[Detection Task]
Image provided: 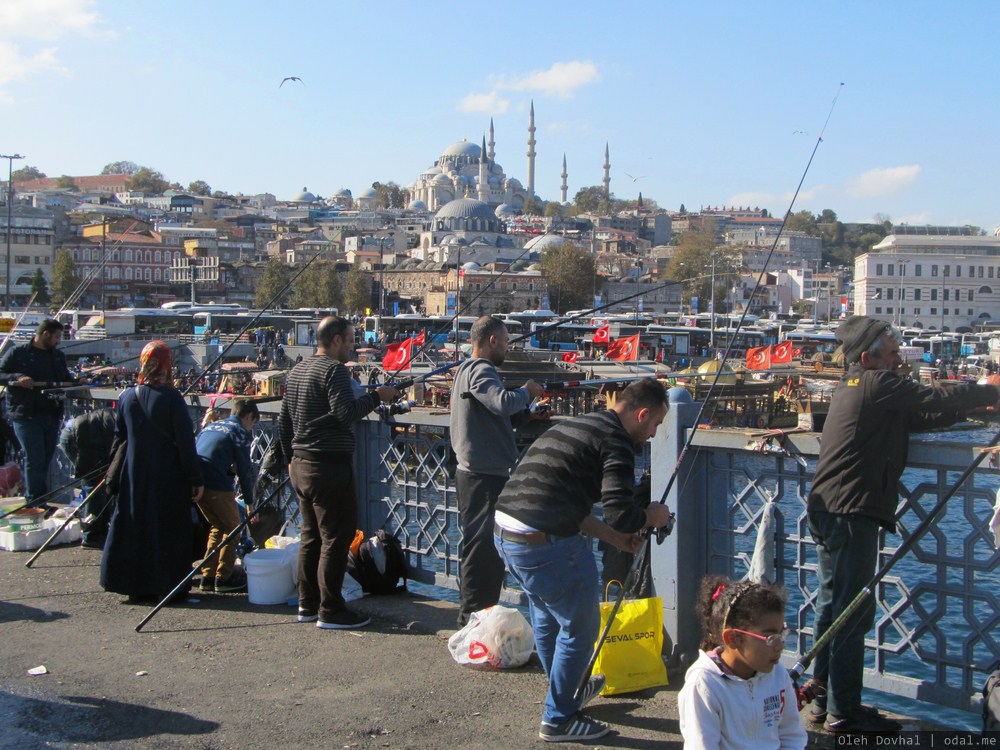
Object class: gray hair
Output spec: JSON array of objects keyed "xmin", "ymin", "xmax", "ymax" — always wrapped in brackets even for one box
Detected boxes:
[{"xmin": 864, "ymin": 325, "xmax": 903, "ymax": 361}]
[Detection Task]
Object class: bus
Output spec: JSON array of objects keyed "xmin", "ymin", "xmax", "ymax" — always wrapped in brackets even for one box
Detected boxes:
[
  {"xmin": 527, "ymin": 322, "xmax": 596, "ymax": 351},
  {"xmin": 782, "ymin": 329, "xmax": 838, "ymax": 360},
  {"xmin": 362, "ymin": 315, "xmax": 476, "ymax": 347},
  {"xmin": 646, "ymin": 325, "xmax": 771, "ymax": 362}
]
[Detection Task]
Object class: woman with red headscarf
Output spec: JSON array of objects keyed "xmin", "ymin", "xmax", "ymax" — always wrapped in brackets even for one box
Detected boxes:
[{"xmin": 100, "ymin": 341, "xmax": 205, "ymax": 602}]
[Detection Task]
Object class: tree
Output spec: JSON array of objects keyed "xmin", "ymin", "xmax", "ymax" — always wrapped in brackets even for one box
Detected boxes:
[
  {"xmin": 372, "ymin": 181, "xmax": 405, "ymax": 209},
  {"xmin": 54, "ymin": 175, "xmax": 77, "ymax": 190},
  {"xmin": 343, "ymin": 264, "xmax": 371, "ymax": 313},
  {"xmin": 290, "ymin": 261, "xmax": 342, "ymax": 309},
  {"xmin": 11, "ymin": 166, "xmax": 45, "ymax": 182},
  {"xmin": 665, "ymin": 221, "xmax": 740, "ymax": 310},
  {"xmin": 30, "ymin": 269, "xmax": 50, "ymax": 306},
  {"xmin": 129, "ymin": 167, "xmax": 169, "ymax": 194},
  {"xmin": 818, "ymin": 208, "xmax": 838, "ymax": 223},
  {"xmin": 101, "ymin": 161, "xmax": 141, "ymax": 176},
  {"xmin": 254, "ymin": 258, "xmax": 290, "ymax": 308},
  {"xmin": 50, "ymin": 250, "xmax": 79, "ymax": 306},
  {"xmin": 540, "ymin": 243, "xmax": 596, "ymax": 313},
  {"xmin": 522, "ymin": 197, "xmax": 542, "ymax": 216},
  {"xmin": 785, "ymin": 210, "xmax": 819, "ymax": 236},
  {"xmin": 572, "ymin": 186, "xmax": 609, "ymax": 214},
  {"xmin": 544, "ymin": 202, "xmax": 564, "ymax": 219},
  {"xmin": 187, "ymin": 180, "xmax": 212, "ymax": 196}
]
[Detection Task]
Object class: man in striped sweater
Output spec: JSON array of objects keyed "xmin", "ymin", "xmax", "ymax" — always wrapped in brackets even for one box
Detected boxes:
[
  {"xmin": 279, "ymin": 316, "xmax": 401, "ymax": 630},
  {"xmin": 494, "ymin": 378, "xmax": 674, "ymax": 743}
]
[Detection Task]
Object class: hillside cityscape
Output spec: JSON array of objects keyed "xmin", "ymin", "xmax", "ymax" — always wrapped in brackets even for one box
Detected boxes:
[{"xmin": 2, "ymin": 112, "xmax": 999, "ymax": 334}]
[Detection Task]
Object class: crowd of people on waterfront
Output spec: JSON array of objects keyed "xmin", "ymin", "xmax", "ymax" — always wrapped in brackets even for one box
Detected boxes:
[{"xmin": 2, "ymin": 313, "xmax": 999, "ymax": 745}]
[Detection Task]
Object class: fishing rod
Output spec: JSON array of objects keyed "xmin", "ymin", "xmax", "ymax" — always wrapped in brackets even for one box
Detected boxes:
[
  {"xmin": 576, "ymin": 83, "xmax": 845, "ymax": 698},
  {"xmin": 0, "ymin": 464, "xmax": 109, "ymax": 520},
  {"xmin": 181, "ymin": 250, "xmax": 328, "ymax": 397},
  {"xmin": 24, "ymin": 480, "xmax": 108, "ymax": 568},
  {"xmin": 57, "ymin": 218, "xmax": 143, "ymax": 315},
  {"xmin": 135, "ymin": 476, "xmax": 292, "ymax": 632},
  {"xmin": 789, "ymin": 428, "xmax": 1000, "ymax": 682}
]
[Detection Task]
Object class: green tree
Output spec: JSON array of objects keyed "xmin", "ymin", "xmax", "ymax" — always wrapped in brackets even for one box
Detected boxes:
[
  {"xmin": 372, "ymin": 181, "xmax": 405, "ymax": 209},
  {"xmin": 290, "ymin": 261, "xmax": 342, "ymax": 309},
  {"xmin": 540, "ymin": 243, "xmax": 596, "ymax": 313},
  {"xmin": 254, "ymin": 258, "xmax": 290, "ymax": 308},
  {"xmin": 50, "ymin": 250, "xmax": 79, "ymax": 306},
  {"xmin": 343, "ymin": 263, "xmax": 371, "ymax": 313},
  {"xmin": 54, "ymin": 175, "xmax": 77, "ymax": 190},
  {"xmin": 522, "ymin": 197, "xmax": 542, "ymax": 216},
  {"xmin": 572, "ymin": 186, "xmax": 609, "ymax": 214},
  {"xmin": 11, "ymin": 166, "xmax": 45, "ymax": 182},
  {"xmin": 101, "ymin": 161, "xmax": 141, "ymax": 176},
  {"xmin": 30, "ymin": 269, "xmax": 50, "ymax": 306},
  {"xmin": 544, "ymin": 202, "xmax": 564, "ymax": 219},
  {"xmin": 665, "ymin": 221, "xmax": 740, "ymax": 310},
  {"xmin": 785, "ymin": 210, "xmax": 819, "ymax": 236},
  {"xmin": 187, "ymin": 180, "xmax": 212, "ymax": 196},
  {"xmin": 129, "ymin": 167, "xmax": 169, "ymax": 194},
  {"xmin": 818, "ymin": 208, "xmax": 838, "ymax": 223}
]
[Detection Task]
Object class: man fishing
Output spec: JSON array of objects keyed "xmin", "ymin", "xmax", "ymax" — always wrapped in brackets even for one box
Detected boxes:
[{"xmin": 806, "ymin": 316, "xmax": 1000, "ymax": 734}]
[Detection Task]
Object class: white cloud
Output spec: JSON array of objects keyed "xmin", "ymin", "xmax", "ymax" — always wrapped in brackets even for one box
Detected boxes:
[
  {"xmin": 546, "ymin": 121, "xmax": 569, "ymax": 134},
  {"xmin": 846, "ymin": 165, "xmax": 920, "ymax": 198},
  {"xmin": 727, "ymin": 185, "xmax": 823, "ymax": 212},
  {"xmin": 0, "ymin": 0, "xmax": 105, "ymax": 88},
  {"xmin": 496, "ymin": 61, "xmax": 600, "ymax": 99},
  {"xmin": 457, "ymin": 91, "xmax": 510, "ymax": 115}
]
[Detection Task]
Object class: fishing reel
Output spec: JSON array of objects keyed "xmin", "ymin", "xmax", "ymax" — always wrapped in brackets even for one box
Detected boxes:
[
  {"xmin": 377, "ymin": 399, "xmax": 416, "ymax": 421},
  {"xmin": 655, "ymin": 512, "xmax": 676, "ymax": 544}
]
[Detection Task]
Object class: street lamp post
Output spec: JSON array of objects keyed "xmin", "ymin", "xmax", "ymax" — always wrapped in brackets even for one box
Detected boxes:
[
  {"xmin": 1, "ymin": 153, "xmax": 25, "ymax": 311},
  {"xmin": 940, "ymin": 261, "xmax": 947, "ymax": 332},
  {"xmin": 709, "ymin": 253, "xmax": 717, "ymax": 349},
  {"xmin": 896, "ymin": 259, "xmax": 909, "ymax": 328}
]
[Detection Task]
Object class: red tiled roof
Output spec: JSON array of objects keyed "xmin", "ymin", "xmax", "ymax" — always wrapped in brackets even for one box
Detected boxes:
[{"xmin": 13, "ymin": 175, "xmax": 132, "ymax": 192}]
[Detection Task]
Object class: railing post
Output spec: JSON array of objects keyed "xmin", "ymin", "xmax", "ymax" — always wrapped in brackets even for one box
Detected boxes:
[{"xmin": 649, "ymin": 390, "xmax": 706, "ymax": 666}]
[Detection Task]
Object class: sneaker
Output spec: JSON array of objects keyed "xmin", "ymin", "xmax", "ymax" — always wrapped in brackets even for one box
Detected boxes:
[
  {"xmin": 297, "ymin": 609, "xmax": 319, "ymax": 623},
  {"xmin": 198, "ymin": 576, "xmax": 216, "ymax": 592},
  {"xmin": 825, "ymin": 708, "xmax": 902, "ymax": 734},
  {"xmin": 578, "ymin": 674, "xmax": 606, "ymax": 709},
  {"xmin": 539, "ymin": 714, "xmax": 611, "ymax": 743},
  {"xmin": 316, "ymin": 609, "xmax": 371, "ymax": 630},
  {"xmin": 214, "ymin": 570, "xmax": 247, "ymax": 593}
]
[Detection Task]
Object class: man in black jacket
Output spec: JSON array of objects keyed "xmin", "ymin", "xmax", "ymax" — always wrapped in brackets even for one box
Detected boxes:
[
  {"xmin": 0, "ymin": 320, "xmax": 78, "ymax": 503},
  {"xmin": 806, "ymin": 316, "xmax": 1000, "ymax": 734},
  {"xmin": 59, "ymin": 407, "xmax": 116, "ymax": 548}
]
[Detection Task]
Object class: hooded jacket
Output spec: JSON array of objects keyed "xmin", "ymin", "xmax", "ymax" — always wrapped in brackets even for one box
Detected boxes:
[
  {"xmin": 678, "ymin": 649, "xmax": 807, "ymax": 750},
  {"xmin": 807, "ymin": 364, "xmax": 997, "ymax": 530}
]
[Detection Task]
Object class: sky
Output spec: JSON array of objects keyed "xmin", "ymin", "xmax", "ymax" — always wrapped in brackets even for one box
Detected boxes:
[{"xmin": 1, "ymin": 0, "xmax": 998, "ymax": 232}]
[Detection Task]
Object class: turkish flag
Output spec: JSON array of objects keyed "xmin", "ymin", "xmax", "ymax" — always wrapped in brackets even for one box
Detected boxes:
[
  {"xmin": 746, "ymin": 345, "xmax": 771, "ymax": 371},
  {"xmin": 771, "ymin": 341, "xmax": 793, "ymax": 364},
  {"xmin": 561, "ymin": 351, "xmax": 578, "ymax": 364},
  {"xmin": 382, "ymin": 337, "xmax": 413, "ymax": 371},
  {"xmin": 413, "ymin": 330, "xmax": 426, "ymax": 347},
  {"xmin": 593, "ymin": 325, "xmax": 610, "ymax": 344},
  {"xmin": 607, "ymin": 334, "xmax": 640, "ymax": 361}
]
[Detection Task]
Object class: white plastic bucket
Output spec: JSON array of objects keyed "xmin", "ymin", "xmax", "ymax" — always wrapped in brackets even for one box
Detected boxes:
[{"xmin": 243, "ymin": 548, "xmax": 295, "ymax": 605}]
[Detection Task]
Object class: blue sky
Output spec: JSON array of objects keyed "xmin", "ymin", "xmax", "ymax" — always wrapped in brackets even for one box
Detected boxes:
[{"xmin": 2, "ymin": 0, "xmax": 998, "ymax": 231}]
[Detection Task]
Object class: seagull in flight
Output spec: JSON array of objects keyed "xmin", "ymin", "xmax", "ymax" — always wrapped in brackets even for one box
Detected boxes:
[
  {"xmin": 792, "ymin": 129, "xmax": 808, "ymax": 135},
  {"xmin": 280, "ymin": 76, "xmax": 303, "ymax": 87},
  {"xmin": 624, "ymin": 172, "xmax": 646, "ymax": 182}
]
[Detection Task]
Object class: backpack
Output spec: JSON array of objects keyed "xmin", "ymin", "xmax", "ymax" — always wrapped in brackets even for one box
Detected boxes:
[
  {"xmin": 984, "ymin": 664, "xmax": 1000, "ymax": 733},
  {"xmin": 348, "ymin": 529, "xmax": 408, "ymax": 594}
]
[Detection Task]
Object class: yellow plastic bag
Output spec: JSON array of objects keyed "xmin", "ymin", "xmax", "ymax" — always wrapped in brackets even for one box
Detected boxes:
[{"xmin": 592, "ymin": 581, "xmax": 668, "ymax": 695}]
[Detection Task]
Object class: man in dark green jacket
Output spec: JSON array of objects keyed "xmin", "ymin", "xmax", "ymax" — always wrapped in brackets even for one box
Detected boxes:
[{"xmin": 806, "ymin": 316, "xmax": 1000, "ymax": 734}]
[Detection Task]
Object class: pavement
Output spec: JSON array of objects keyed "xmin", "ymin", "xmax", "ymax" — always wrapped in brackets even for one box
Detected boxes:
[{"xmin": 1, "ymin": 543, "xmax": 919, "ymax": 749}]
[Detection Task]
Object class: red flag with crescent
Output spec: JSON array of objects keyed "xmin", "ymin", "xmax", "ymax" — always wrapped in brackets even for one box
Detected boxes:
[
  {"xmin": 382, "ymin": 337, "xmax": 414, "ymax": 371},
  {"xmin": 746, "ymin": 345, "xmax": 771, "ymax": 371},
  {"xmin": 593, "ymin": 325, "xmax": 610, "ymax": 344},
  {"xmin": 561, "ymin": 351, "xmax": 578, "ymax": 364},
  {"xmin": 771, "ymin": 341, "xmax": 792, "ymax": 364},
  {"xmin": 413, "ymin": 330, "xmax": 426, "ymax": 347},
  {"xmin": 607, "ymin": 334, "xmax": 640, "ymax": 361}
]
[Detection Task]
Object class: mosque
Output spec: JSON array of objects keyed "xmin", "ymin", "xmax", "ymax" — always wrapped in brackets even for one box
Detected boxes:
[{"xmin": 407, "ymin": 102, "xmax": 611, "ymax": 214}]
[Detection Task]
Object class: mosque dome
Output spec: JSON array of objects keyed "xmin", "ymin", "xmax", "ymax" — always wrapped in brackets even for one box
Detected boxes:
[
  {"xmin": 523, "ymin": 233, "xmax": 566, "ymax": 253},
  {"xmin": 433, "ymin": 173, "xmax": 452, "ymax": 186},
  {"xmin": 461, "ymin": 261, "xmax": 481, "ymax": 272},
  {"xmin": 293, "ymin": 187, "xmax": 317, "ymax": 203},
  {"xmin": 357, "ymin": 187, "xmax": 378, "ymax": 199},
  {"xmin": 495, "ymin": 203, "xmax": 516, "ymax": 217},
  {"xmin": 407, "ymin": 199, "xmax": 428, "ymax": 211},
  {"xmin": 441, "ymin": 140, "xmax": 481, "ymax": 159},
  {"xmin": 335, "ymin": 188, "xmax": 352, "ymax": 197},
  {"xmin": 435, "ymin": 198, "xmax": 496, "ymax": 222}
]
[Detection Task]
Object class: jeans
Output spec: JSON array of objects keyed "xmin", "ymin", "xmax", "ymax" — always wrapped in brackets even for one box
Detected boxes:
[
  {"xmin": 807, "ymin": 510, "xmax": 880, "ymax": 718},
  {"xmin": 290, "ymin": 457, "xmax": 357, "ymax": 620},
  {"xmin": 456, "ymin": 470, "xmax": 508, "ymax": 625},
  {"xmin": 12, "ymin": 414, "xmax": 60, "ymax": 502},
  {"xmin": 495, "ymin": 532, "xmax": 600, "ymax": 725}
]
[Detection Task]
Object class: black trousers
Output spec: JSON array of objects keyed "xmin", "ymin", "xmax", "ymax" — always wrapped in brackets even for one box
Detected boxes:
[{"xmin": 456, "ymin": 470, "xmax": 508, "ymax": 625}]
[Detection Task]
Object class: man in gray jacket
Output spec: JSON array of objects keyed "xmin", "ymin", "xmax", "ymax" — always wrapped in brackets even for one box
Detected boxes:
[{"xmin": 450, "ymin": 316, "xmax": 544, "ymax": 625}]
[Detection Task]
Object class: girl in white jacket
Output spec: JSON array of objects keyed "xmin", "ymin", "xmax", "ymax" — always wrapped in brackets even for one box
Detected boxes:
[{"xmin": 678, "ymin": 577, "xmax": 807, "ymax": 749}]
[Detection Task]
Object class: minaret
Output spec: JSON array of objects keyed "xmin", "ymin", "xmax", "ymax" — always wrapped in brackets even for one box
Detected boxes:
[
  {"xmin": 560, "ymin": 153, "xmax": 568, "ymax": 204},
  {"xmin": 478, "ymin": 135, "xmax": 489, "ymax": 202},
  {"xmin": 526, "ymin": 100, "xmax": 537, "ymax": 197},
  {"xmin": 488, "ymin": 118, "xmax": 496, "ymax": 161},
  {"xmin": 602, "ymin": 142, "xmax": 611, "ymax": 199}
]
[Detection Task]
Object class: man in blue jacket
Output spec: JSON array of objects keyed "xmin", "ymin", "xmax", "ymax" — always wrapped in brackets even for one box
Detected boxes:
[
  {"xmin": 0, "ymin": 319, "xmax": 78, "ymax": 503},
  {"xmin": 195, "ymin": 398, "xmax": 259, "ymax": 593}
]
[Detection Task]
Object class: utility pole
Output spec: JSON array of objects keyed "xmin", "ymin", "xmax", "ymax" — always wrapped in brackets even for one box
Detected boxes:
[
  {"xmin": 1, "ymin": 153, "xmax": 25, "ymax": 311},
  {"xmin": 709, "ymin": 253, "xmax": 717, "ymax": 350}
]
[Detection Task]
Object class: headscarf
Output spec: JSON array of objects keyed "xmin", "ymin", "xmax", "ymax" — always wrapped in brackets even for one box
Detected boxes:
[{"xmin": 138, "ymin": 340, "xmax": 173, "ymax": 386}]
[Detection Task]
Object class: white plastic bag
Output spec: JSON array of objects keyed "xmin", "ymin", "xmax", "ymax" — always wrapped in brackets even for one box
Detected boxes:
[{"xmin": 448, "ymin": 605, "xmax": 534, "ymax": 670}]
